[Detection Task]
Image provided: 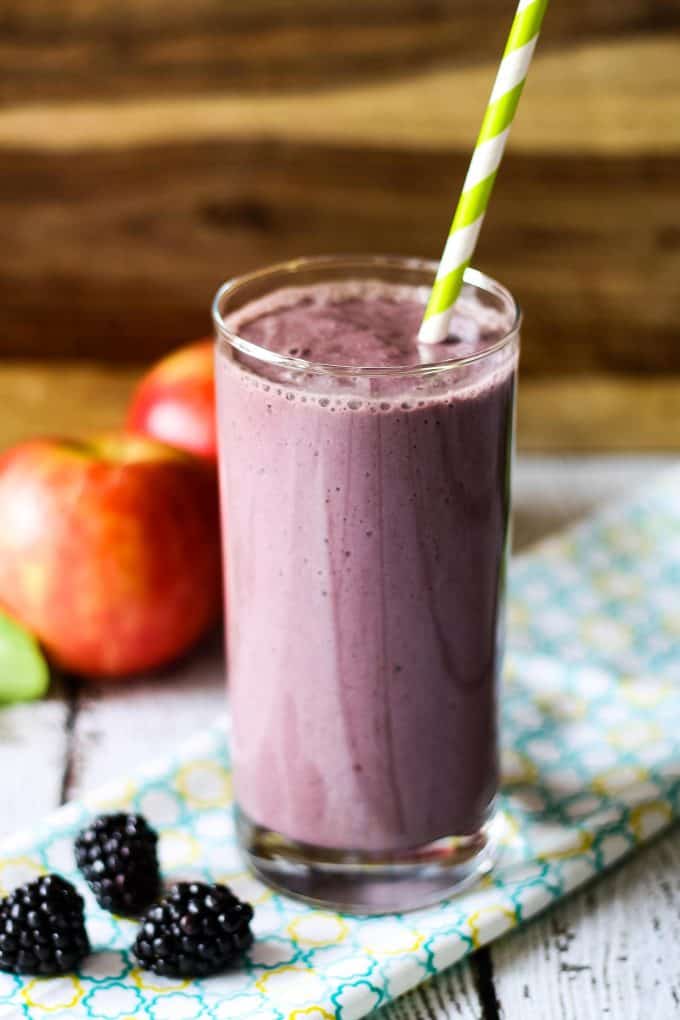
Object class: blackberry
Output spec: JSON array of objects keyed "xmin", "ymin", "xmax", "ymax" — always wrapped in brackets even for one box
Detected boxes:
[
  {"xmin": 133, "ymin": 882, "xmax": 253, "ymax": 977},
  {"xmin": 0, "ymin": 874, "xmax": 89, "ymax": 976},
  {"xmin": 75, "ymin": 813, "xmax": 160, "ymax": 916}
]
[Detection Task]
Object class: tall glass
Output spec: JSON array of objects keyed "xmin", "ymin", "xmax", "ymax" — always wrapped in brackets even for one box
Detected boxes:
[{"xmin": 213, "ymin": 256, "xmax": 520, "ymax": 913}]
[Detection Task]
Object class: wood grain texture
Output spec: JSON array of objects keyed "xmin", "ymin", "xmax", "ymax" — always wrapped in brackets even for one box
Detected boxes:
[
  {"xmin": 2, "ymin": 141, "xmax": 679, "ymax": 370},
  {"xmin": 517, "ymin": 379, "xmax": 680, "ymax": 451},
  {"xmin": 378, "ymin": 964, "xmax": 484, "ymax": 1019},
  {"xmin": 1, "ymin": 365, "xmax": 679, "ymax": 452},
  {"xmin": 2, "ymin": 0, "xmax": 676, "ymax": 103},
  {"xmin": 68, "ymin": 636, "xmax": 225, "ymax": 797},
  {"xmin": 0, "ymin": 693, "xmax": 70, "ymax": 839},
  {"xmin": 492, "ymin": 832, "xmax": 680, "ymax": 1019},
  {"xmin": 0, "ymin": 363, "xmax": 138, "ymax": 451},
  {"xmin": 3, "ymin": 37, "xmax": 679, "ymax": 155},
  {"xmin": 1, "ymin": 1, "xmax": 678, "ymax": 374}
]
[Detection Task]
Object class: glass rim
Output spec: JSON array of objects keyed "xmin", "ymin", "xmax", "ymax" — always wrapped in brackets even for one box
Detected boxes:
[{"xmin": 212, "ymin": 254, "xmax": 521, "ymax": 379}]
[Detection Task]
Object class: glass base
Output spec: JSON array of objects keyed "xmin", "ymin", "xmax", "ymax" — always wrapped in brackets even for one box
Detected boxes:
[{"xmin": 236, "ymin": 806, "xmax": 500, "ymax": 914}]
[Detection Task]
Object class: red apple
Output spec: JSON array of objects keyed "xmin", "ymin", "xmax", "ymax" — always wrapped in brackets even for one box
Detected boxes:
[
  {"xmin": 0, "ymin": 434, "xmax": 222, "ymax": 679},
  {"xmin": 126, "ymin": 340, "xmax": 216, "ymax": 462}
]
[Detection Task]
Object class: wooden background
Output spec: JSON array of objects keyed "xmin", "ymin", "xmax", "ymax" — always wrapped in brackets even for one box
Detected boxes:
[{"xmin": 1, "ymin": 0, "xmax": 680, "ymax": 447}]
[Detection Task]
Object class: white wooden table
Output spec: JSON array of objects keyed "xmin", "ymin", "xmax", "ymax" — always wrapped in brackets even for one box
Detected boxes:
[{"xmin": 2, "ymin": 455, "xmax": 679, "ymax": 1019}]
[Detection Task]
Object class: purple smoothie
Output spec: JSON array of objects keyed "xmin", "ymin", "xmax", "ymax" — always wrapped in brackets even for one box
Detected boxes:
[{"xmin": 216, "ymin": 278, "xmax": 517, "ymax": 852}]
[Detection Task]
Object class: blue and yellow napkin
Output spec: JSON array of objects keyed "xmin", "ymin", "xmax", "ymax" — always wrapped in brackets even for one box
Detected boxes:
[{"xmin": 1, "ymin": 469, "xmax": 679, "ymax": 1019}]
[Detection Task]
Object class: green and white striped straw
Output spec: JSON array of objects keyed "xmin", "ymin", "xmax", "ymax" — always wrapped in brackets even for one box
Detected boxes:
[{"xmin": 418, "ymin": 0, "xmax": 549, "ymax": 345}]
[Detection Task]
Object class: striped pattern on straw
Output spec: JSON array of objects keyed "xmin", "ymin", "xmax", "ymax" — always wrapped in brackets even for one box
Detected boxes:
[{"xmin": 418, "ymin": 0, "xmax": 549, "ymax": 344}]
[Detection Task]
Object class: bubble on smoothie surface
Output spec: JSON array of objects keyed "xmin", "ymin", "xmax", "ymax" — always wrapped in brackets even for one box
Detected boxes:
[{"xmin": 225, "ymin": 280, "xmax": 508, "ymax": 370}]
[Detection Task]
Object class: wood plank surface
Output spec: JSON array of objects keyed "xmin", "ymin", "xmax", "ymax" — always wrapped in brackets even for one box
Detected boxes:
[
  {"xmin": 380, "ymin": 965, "xmax": 486, "ymax": 1019},
  {"xmin": 517, "ymin": 378, "xmax": 680, "ymax": 452},
  {"xmin": 0, "ymin": 693, "xmax": 70, "ymax": 851},
  {"xmin": 0, "ymin": 363, "xmax": 139, "ymax": 451},
  {"xmin": 1, "ymin": 2, "xmax": 678, "ymax": 374},
  {"xmin": 1, "ymin": 364, "xmax": 679, "ymax": 452},
  {"xmin": 69, "ymin": 637, "xmax": 225, "ymax": 795},
  {"xmin": 2, "ymin": 37, "xmax": 679, "ymax": 155},
  {"xmin": 2, "ymin": 140, "xmax": 679, "ymax": 368},
  {"xmin": 492, "ymin": 834, "xmax": 680, "ymax": 1019},
  {"xmin": 2, "ymin": 1, "xmax": 676, "ymax": 103}
]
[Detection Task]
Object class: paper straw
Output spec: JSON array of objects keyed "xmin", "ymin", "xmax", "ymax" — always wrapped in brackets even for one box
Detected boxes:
[{"xmin": 418, "ymin": 0, "xmax": 549, "ymax": 345}]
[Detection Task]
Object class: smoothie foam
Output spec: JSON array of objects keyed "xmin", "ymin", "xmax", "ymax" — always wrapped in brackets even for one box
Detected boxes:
[
  {"xmin": 226, "ymin": 279, "xmax": 507, "ymax": 368},
  {"xmin": 217, "ymin": 280, "xmax": 516, "ymax": 851}
]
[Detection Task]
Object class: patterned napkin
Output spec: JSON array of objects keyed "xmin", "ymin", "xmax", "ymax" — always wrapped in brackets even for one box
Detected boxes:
[{"xmin": 1, "ymin": 469, "xmax": 679, "ymax": 1019}]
